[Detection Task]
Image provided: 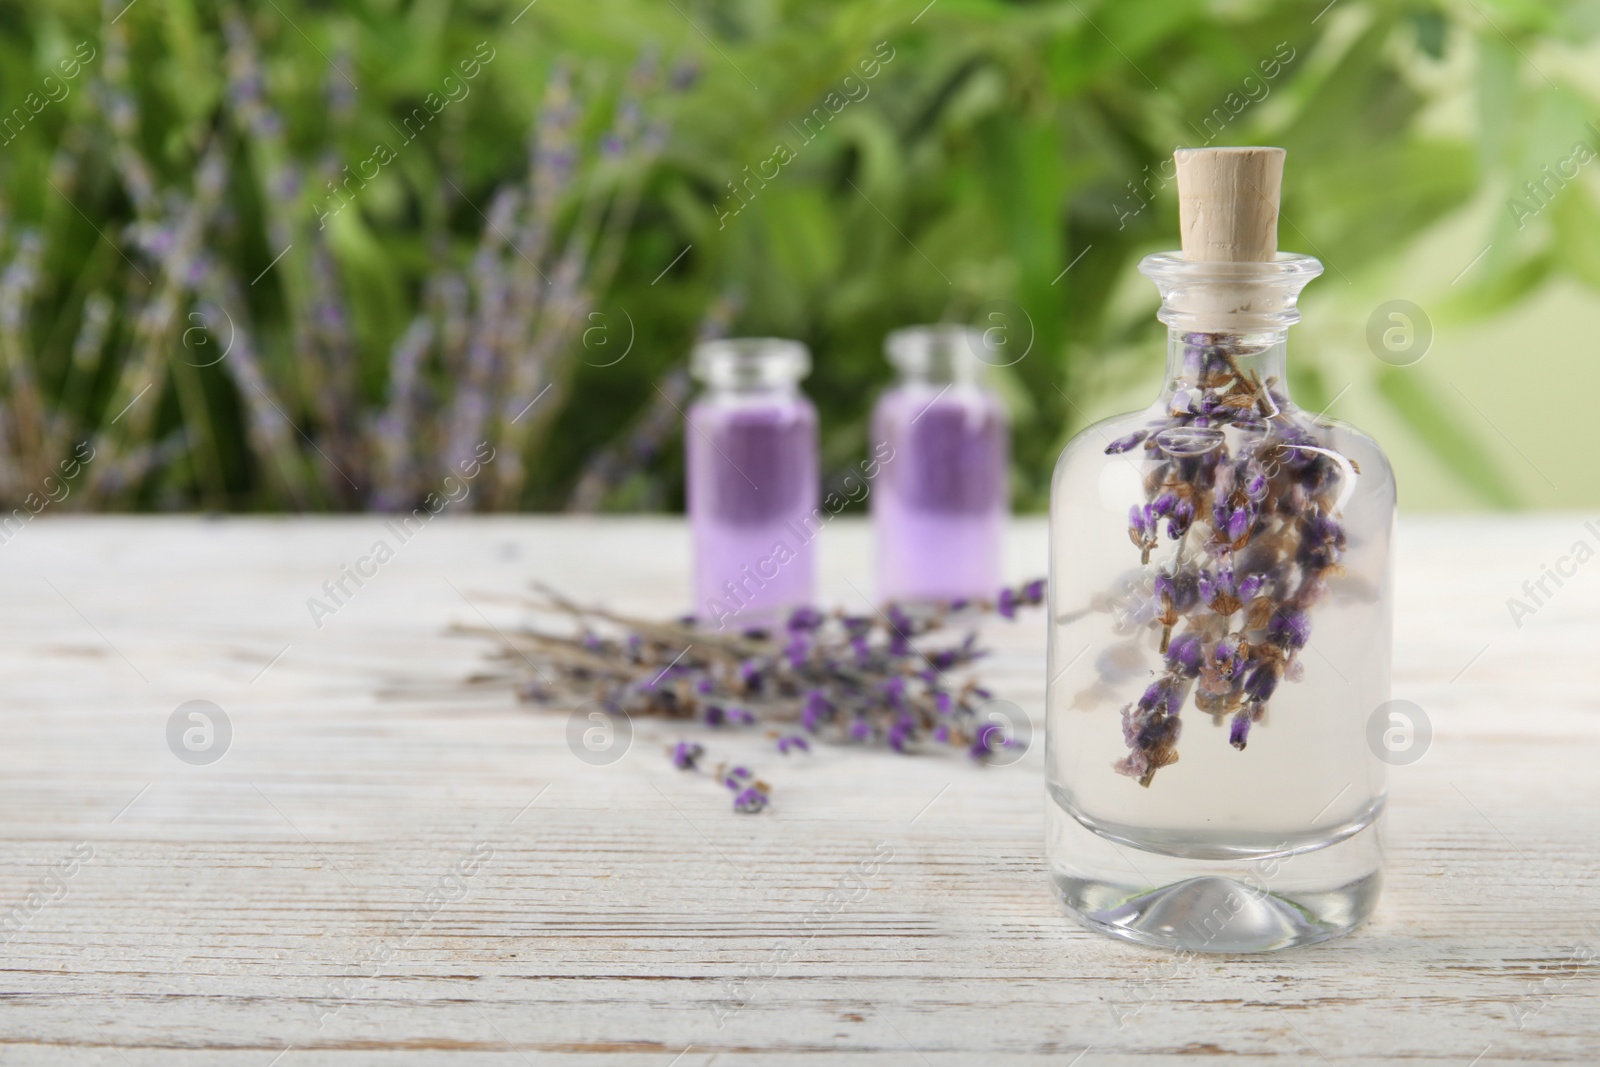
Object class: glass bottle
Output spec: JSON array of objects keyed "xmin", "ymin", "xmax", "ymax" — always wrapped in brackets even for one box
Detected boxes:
[
  {"xmin": 1046, "ymin": 150, "xmax": 1395, "ymax": 952},
  {"xmin": 686, "ymin": 338, "xmax": 819, "ymax": 630},
  {"xmin": 871, "ymin": 326, "xmax": 1009, "ymax": 603}
]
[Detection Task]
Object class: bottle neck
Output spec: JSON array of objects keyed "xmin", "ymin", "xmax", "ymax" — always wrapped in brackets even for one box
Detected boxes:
[
  {"xmin": 896, "ymin": 358, "xmax": 981, "ymax": 388},
  {"xmin": 692, "ymin": 338, "xmax": 810, "ymax": 398},
  {"xmin": 886, "ymin": 326, "xmax": 986, "ymax": 388},
  {"xmin": 1138, "ymin": 251, "xmax": 1320, "ymax": 418},
  {"xmin": 1159, "ymin": 328, "xmax": 1294, "ymax": 415}
]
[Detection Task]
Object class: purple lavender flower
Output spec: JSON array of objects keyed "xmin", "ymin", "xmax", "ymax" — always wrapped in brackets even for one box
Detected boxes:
[
  {"xmin": 1243, "ymin": 661, "xmax": 1281, "ymax": 703},
  {"xmin": 777, "ymin": 735, "xmax": 810, "ymax": 754},
  {"xmin": 1229, "ymin": 711, "xmax": 1251, "ymax": 750},
  {"xmin": 849, "ymin": 635, "xmax": 871, "ymax": 665},
  {"xmin": 997, "ymin": 587, "xmax": 1017, "ymax": 619},
  {"xmin": 887, "ymin": 717, "xmax": 914, "ymax": 752},
  {"xmin": 1244, "ymin": 467, "xmax": 1268, "ymax": 501},
  {"xmin": 1153, "ymin": 571, "xmax": 1200, "ymax": 613},
  {"xmin": 787, "ymin": 606, "xmax": 825, "ymax": 632},
  {"xmin": 1105, "ymin": 430, "xmax": 1147, "ymax": 454},
  {"xmin": 883, "ymin": 675, "xmax": 907, "ymax": 707},
  {"xmin": 672, "ymin": 741, "xmax": 704, "ymax": 770},
  {"xmin": 970, "ymin": 721, "xmax": 1006, "ymax": 759},
  {"xmin": 1166, "ymin": 497, "xmax": 1195, "ymax": 538},
  {"xmin": 1212, "ymin": 634, "xmax": 1246, "ymax": 679},
  {"xmin": 733, "ymin": 787, "xmax": 768, "ymax": 814},
  {"xmin": 1164, "ymin": 632, "xmax": 1203, "ymax": 677},
  {"xmin": 1267, "ymin": 608, "xmax": 1312, "ymax": 651},
  {"xmin": 1129, "ymin": 503, "xmax": 1157, "ymax": 541}
]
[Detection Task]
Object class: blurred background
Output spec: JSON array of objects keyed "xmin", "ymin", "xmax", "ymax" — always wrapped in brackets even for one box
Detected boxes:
[{"xmin": 1, "ymin": 0, "xmax": 1597, "ymax": 515}]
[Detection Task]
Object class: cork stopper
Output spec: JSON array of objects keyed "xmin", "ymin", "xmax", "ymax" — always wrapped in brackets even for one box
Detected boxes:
[{"xmin": 1175, "ymin": 147, "xmax": 1284, "ymax": 262}]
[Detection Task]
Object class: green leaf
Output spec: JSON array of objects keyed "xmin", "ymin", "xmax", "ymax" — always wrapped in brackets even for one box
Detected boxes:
[{"xmin": 1374, "ymin": 367, "xmax": 1518, "ymax": 508}]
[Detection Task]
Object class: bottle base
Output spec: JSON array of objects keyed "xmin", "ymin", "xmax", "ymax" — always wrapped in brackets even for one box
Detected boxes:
[{"xmin": 1048, "ymin": 800, "xmax": 1382, "ymax": 952}]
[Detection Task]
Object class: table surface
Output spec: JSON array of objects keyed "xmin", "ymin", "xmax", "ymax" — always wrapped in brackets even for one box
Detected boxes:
[{"xmin": 0, "ymin": 515, "xmax": 1596, "ymax": 1065}]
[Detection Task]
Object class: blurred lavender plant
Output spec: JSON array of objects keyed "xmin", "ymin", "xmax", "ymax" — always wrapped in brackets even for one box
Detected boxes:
[
  {"xmin": 0, "ymin": 3, "xmax": 675, "ymax": 512},
  {"xmin": 459, "ymin": 579, "xmax": 1045, "ymax": 812},
  {"xmin": 566, "ymin": 291, "xmax": 741, "ymax": 513}
]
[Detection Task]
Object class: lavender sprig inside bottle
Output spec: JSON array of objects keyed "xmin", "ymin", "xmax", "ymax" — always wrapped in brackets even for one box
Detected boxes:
[{"xmin": 1106, "ymin": 332, "xmax": 1354, "ymax": 787}]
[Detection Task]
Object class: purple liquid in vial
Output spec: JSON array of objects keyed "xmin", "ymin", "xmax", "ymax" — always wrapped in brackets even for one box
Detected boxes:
[
  {"xmin": 686, "ymin": 339, "xmax": 818, "ymax": 628},
  {"xmin": 872, "ymin": 327, "xmax": 1009, "ymax": 602}
]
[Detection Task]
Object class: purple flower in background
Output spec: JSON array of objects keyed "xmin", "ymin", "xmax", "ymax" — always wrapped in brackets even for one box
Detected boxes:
[
  {"xmin": 883, "ymin": 675, "xmax": 907, "ymax": 707},
  {"xmin": 887, "ymin": 717, "xmax": 914, "ymax": 752},
  {"xmin": 733, "ymin": 787, "xmax": 768, "ymax": 814},
  {"xmin": 970, "ymin": 721, "xmax": 1006, "ymax": 759},
  {"xmin": 787, "ymin": 606, "xmax": 825, "ymax": 632},
  {"xmin": 801, "ymin": 689, "xmax": 830, "ymax": 732},
  {"xmin": 506, "ymin": 578, "xmax": 1041, "ymax": 815}
]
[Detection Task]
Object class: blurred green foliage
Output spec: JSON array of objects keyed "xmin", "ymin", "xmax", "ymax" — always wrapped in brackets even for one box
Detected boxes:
[{"xmin": 0, "ymin": 0, "xmax": 1596, "ymax": 511}]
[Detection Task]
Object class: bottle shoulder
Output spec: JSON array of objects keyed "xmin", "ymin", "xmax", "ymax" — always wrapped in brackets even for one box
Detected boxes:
[
  {"xmin": 1052, "ymin": 407, "xmax": 1161, "ymax": 478},
  {"xmin": 874, "ymin": 382, "xmax": 1007, "ymax": 422},
  {"xmin": 1050, "ymin": 405, "xmax": 1395, "ymax": 509},
  {"xmin": 689, "ymin": 391, "xmax": 818, "ymax": 423}
]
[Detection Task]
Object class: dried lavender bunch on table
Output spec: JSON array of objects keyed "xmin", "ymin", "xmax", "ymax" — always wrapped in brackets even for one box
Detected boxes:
[
  {"xmin": 462, "ymin": 580, "xmax": 1044, "ymax": 812},
  {"xmin": 1106, "ymin": 330, "xmax": 1354, "ymax": 787}
]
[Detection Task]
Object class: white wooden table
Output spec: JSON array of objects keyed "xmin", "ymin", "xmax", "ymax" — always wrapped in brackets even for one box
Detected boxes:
[{"xmin": 0, "ymin": 516, "xmax": 1595, "ymax": 1064}]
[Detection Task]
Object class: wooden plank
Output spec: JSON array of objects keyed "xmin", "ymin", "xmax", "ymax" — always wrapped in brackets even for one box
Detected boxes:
[{"xmin": 0, "ymin": 515, "xmax": 1596, "ymax": 1064}]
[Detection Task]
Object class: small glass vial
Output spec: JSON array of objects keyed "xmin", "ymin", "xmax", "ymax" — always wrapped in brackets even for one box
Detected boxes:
[
  {"xmin": 1046, "ymin": 148, "xmax": 1395, "ymax": 951},
  {"xmin": 871, "ymin": 326, "xmax": 1009, "ymax": 603},
  {"xmin": 687, "ymin": 338, "xmax": 819, "ymax": 629}
]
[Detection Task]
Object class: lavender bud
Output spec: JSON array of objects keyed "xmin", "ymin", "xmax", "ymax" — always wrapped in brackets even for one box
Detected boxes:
[
  {"xmin": 1164, "ymin": 632, "xmax": 1203, "ymax": 677},
  {"xmin": 1105, "ymin": 430, "xmax": 1147, "ymax": 455},
  {"xmin": 1229, "ymin": 711, "xmax": 1251, "ymax": 749}
]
